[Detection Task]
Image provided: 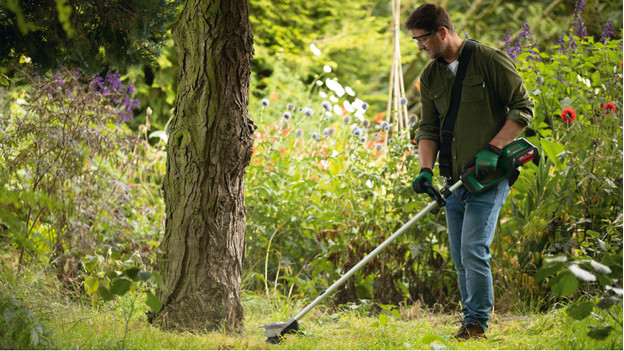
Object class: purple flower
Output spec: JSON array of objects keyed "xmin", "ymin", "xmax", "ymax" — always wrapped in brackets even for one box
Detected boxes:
[
  {"xmin": 361, "ymin": 102, "xmax": 369, "ymax": 110},
  {"xmin": 380, "ymin": 121, "xmax": 390, "ymax": 131},
  {"xmin": 600, "ymin": 20, "xmax": 614, "ymax": 43},
  {"xmin": 520, "ymin": 20, "xmax": 533, "ymax": 40},
  {"xmin": 261, "ymin": 98, "xmax": 270, "ymax": 106},
  {"xmin": 283, "ymin": 111, "xmax": 291, "ymax": 119},
  {"xmin": 304, "ymin": 108, "xmax": 314, "ymax": 117},
  {"xmin": 399, "ymin": 97, "xmax": 408, "ymax": 106},
  {"xmin": 574, "ymin": 0, "xmax": 586, "ymax": 14},
  {"xmin": 571, "ymin": 0, "xmax": 587, "ymax": 39}
]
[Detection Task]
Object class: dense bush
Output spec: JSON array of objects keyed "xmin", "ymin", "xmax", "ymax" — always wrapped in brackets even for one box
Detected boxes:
[{"xmin": 0, "ymin": 67, "xmax": 166, "ymax": 286}]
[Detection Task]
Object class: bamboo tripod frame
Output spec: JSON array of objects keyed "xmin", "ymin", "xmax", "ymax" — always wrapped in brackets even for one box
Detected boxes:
[{"xmin": 385, "ymin": 0, "xmax": 411, "ymax": 149}]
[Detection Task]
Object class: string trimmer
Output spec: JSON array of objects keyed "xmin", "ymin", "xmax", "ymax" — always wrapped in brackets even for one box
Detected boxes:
[{"xmin": 264, "ymin": 138, "xmax": 538, "ymax": 343}]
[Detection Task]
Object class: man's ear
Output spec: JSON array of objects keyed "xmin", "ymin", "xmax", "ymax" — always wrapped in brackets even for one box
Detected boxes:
[{"xmin": 438, "ymin": 26, "xmax": 448, "ymax": 40}]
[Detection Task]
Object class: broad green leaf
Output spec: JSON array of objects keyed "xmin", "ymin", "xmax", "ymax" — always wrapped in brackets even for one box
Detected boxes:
[
  {"xmin": 587, "ymin": 326, "xmax": 613, "ymax": 340},
  {"xmin": 549, "ymin": 271, "xmax": 578, "ymax": 297},
  {"xmin": 540, "ymin": 139, "xmax": 566, "ymax": 171},
  {"xmin": 104, "ymin": 271, "xmax": 118, "ymax": 280},
  {"xmin": 123, "ymin": 267, "xmax": 141, "ymax": 281},
  {"xmin": 152, "ymin": 271, "xmax": 165, "ymax": 291},
  {"xmin": 137, "ymin": 271, "xmax": 152, "ymax": 282},
  {"xmin": 422, "ymin": 334, "xmax": 446, "ymax": 344},
  {"xmin": 98, "ymin": 286, "xmax": 115, "ymax": 301},
  {"xmin": 566, "ymin": 302, "xmax": 593, "ymax": 320},
  {"xmin": 536, "ymin": 261, "xmax": 566, "ymax": 281},
  {"xmin": 110, "ymin": 279, "xmax": 132, "ymax": 296},
  {"xmin": 146, "ymin": 293, "xmax": 162, "ymax": 313},
  {"xmin": 597, "ymin": 296, "xmax": 621, "ymax": 310},
  {"xmin": 84, "ymin": 275, "xmax": 99, "ymax": 295}
]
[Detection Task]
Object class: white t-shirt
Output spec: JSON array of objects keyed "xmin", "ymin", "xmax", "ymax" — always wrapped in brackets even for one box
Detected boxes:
[{"xmin": 448, "ymin": 60, "xmax": 459, "ymax": 76}]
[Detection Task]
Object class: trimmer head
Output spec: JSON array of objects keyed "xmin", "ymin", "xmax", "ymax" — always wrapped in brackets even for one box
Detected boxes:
[{"xmin": 264, "ymin": 318, "xmax": 300, "ymax": 344}]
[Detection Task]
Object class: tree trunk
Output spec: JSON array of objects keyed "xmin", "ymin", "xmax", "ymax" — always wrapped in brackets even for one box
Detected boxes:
[{"xmin": 152, "ymin": 0, "xmax": 255, "ymax": 333}]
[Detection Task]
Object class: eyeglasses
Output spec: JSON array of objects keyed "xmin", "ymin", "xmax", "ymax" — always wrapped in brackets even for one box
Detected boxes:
[{"xmin": 412, "ymin": 30, "xmax": 437, "ymax": 45}]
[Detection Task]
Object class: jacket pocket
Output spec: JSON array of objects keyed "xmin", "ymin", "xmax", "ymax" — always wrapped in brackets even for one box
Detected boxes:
[
  {"xmin": 429, "ymin": 85, "xmax": 448, "ymax": 116},
  {"xmin": 462, "ymin": 75, "xmax": 485, "ymax": 102}
]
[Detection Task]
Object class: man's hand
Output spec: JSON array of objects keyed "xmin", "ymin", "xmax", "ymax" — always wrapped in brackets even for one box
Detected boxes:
[
  {"xmin": 475, "ymin": 144, "xmax": 502, "ymax": 178},
  {"xmin": 412, "ymin": 168, "xmax": 433, "ymax": 194}
]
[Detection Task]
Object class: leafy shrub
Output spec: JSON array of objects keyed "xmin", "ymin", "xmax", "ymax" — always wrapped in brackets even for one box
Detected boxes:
[
  {"xmin": 0, "ymin": 291, "xmax": 53, "ymax": 349},
  {"xmin": 0, "ymin": 67, "xmax": 166, "ymax": 286}
]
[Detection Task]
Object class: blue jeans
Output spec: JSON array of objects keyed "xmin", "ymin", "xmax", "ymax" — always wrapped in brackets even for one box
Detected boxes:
[{"xmin": 444, "ymin": 180, "xmax": 509, "ymax": 331}]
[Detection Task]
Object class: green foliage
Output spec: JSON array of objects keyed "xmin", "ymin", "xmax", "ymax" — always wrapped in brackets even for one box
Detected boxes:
[
  {"xmin": 0, "ymin": 0, "xmax": 181, "ymax": 73},
  {"xmin": 0, "ymin": 67, "xmax": 166, "ymax": 287},
  {"xmin": 0, "ymin": 291, "xmax": 53, "ymax": 349}
]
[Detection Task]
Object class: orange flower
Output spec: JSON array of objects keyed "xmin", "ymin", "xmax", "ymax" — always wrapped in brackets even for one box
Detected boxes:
[
  {"xmin": 269, "ymin": 91, "xmax": 279, "ymax": 102},
  {"xmin": 375, "ymin": 112, "xmax": 384, "ymax": 123},
  {"xmin": 602, "ymin": 102, "xmax": 616, "ymax": 114},
  {"xmin": 561, "ymin": 107, "xmax": 576, "ymax": 122},
  {"xmin": 414, "ymin": 78, "xmax": 421, "ymax": 92}
]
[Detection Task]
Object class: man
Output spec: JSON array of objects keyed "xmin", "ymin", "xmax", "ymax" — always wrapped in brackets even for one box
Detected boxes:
[{"xmin": 405, "ymin": 4, "xmax": 534, "ymax": 340}]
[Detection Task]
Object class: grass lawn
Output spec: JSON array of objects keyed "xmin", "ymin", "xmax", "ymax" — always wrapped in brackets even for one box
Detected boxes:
[{"xmin": 2, "ymin": 262, "xmax": 622, "ymax": 350}]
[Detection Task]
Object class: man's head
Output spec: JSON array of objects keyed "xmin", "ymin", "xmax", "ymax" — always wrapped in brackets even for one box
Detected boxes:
[
  {"xmin": 405, "ymin": 3, "xmax": 455, "ymax": 33},
  {"xmin": 405, "ymin": 4, "xmax": 460, "ymax": 61}
]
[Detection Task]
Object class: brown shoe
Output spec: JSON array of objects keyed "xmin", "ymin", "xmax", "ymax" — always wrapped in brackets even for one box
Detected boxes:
[{"xmin": 454, "ymin": 321, "xmax": 487, "ymax": 340}]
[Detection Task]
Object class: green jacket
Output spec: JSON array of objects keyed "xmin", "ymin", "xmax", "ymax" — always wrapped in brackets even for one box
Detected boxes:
[{"xmin": 415, "ymin": 40, "xmax": 534, "ymax": 182}]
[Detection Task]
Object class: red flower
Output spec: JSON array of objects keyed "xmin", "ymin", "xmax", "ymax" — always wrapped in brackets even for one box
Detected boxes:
[
  {"xmin": 561, "ymin": 107, "xmax": 576, "ymax": 123},
  {"xmin": 602, "ymin": 102, "xmax": 616, "ymax": 114}
]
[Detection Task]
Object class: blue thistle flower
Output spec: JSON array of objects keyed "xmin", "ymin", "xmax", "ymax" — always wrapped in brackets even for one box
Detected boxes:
[
  {"xmin": 353, "ymin": 127, "xmax": 363, "ymax": 136},
  {"xmin": 359, "ymin": 136, "xmax": 367, "ymax": 143},
  {"xmin": 343, "ymin": 116, "xmax": 351, "ymax": 124},
  {"xmin": 304, "ymin": 108, "xmax": 314, "ymax": 117},
  {"xmin": 380, "ymin": 121, "xmax": 390, "ymax": 131},
  {"xmin": 283, "ymin": 111, "xmax": 291, "ymax": 119},
  {"xmin": 400, "ymin": 97, "xmax": 408, "ymax": 105},
  {"xmin": 295, "ymin": 129, "xmax": 304, "ymax": 137},
  {"xmin": 361, "ymin": 102, "xmax": 369, "ymax": 110},
  {"xmin": 375, "ymin": 144, "xmax": 384, "ymax": 152},
  {"xmin": 261, "ymin": 98, "xmax": 270, "ymax": 106},
  {"xmin": 388, "ymin": 138, "xmax": 395, "ymax": 144},
  {"xmin": 286, "ymin": 103, "xmax": 295, "ymax": 111},
  {"xmin": 362, "ymin": 119, "xmax": 370, "ymax": 128},
  {"xmin": 322, "ymin": 101, "xmax": 332, "ymax": 112},
  {"xmin": 323, "ymin": 127, "xmax": 335, "ymax": 137}
]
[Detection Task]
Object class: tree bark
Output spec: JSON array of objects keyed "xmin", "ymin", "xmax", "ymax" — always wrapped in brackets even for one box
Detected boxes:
[{"xmin": 152, "ymin": 0, "xmax": 255, "ymax": 333}]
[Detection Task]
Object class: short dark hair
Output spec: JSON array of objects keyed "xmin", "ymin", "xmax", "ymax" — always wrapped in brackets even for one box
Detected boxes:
[{"xmin": 405, "ymin": 3, "xmax": 455, "ymax": 33}]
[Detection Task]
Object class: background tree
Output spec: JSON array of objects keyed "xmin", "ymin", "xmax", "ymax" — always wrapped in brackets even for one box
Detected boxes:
[
  {"xmin": 0, "ymin": 0, "xmax": 178, "ymax": 74},
  {"xmin": 150, "ymin": 0, "xmax": 255, "ymax": 332}
]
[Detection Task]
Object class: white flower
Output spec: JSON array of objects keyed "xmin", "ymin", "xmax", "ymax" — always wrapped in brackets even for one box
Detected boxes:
[
  {"xmin": 568, "ymin": 264, "xmax": 596, "ymax": 282},
  {"xmin": 345, "ymin": 87, "xmax": 355, "ymax": 96},
  {"xmin": 310, "ymin": 43, "xmax": 321, "ymax": 56},
  {"xmin": 323, "ymin": 65, "xmax": 332, "ymax": 73},
  {"xmin": 606, "ymin": 285, "xmax": 623, "ymax": 296},
  {"xmin": 146, "ymin": 107, "xmax": 153, "ymax": 116},
  {"xmin": 590, "ymin": 260, "xmax": 612, "ymax": 275}
]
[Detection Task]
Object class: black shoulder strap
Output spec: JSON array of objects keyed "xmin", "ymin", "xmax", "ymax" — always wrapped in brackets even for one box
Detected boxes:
[{"xmin": 438, "ymin": 40, "xmax": 476, "ymax": 178}]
